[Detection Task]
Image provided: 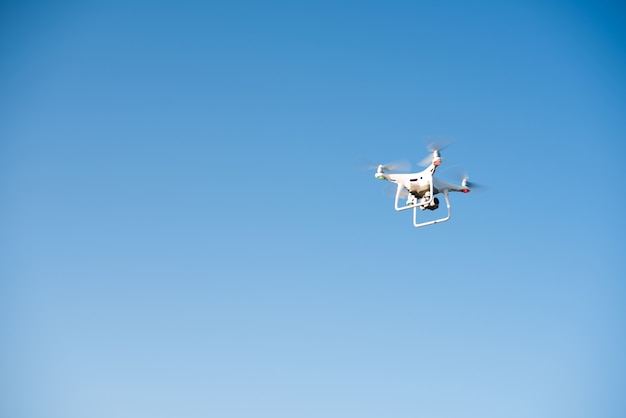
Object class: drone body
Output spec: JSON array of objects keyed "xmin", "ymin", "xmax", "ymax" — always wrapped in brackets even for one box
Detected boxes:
[{"xmin": 373, "ymin": 147, "xmax": 475, "ymax": 228}]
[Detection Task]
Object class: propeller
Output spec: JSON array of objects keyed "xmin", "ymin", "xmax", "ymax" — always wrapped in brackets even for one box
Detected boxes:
[
  {"xmin": 418, "ymin": 139, "xmax": 451, "ymax": 167},
  {"xmin": 418, "ymin": 153, "xmax": 437, "ymax": 167},
  {"xmin": 459, "ymin": 172, "xmax": 485, "ymax": 191},
  {"xmin": 378, "ymin": 159, "xmax": 411, "ymax": 173},
  {"xmin": 425, "ymin": 139, "xmax": 452, "ymax": 152},
  {"xmin": 355, "ymin": 157, "xmax": 411, "ymax": 173}
]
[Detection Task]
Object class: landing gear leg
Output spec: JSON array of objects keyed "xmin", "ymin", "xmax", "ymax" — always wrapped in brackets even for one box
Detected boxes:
[{"xmin": 413, "ymin": 190, "xmax": 451, "ymax": 228}]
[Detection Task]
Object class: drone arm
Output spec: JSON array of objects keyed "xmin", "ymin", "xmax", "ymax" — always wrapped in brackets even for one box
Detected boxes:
[{"xmin": 412, "ymin": 189, "xmax": 451, "ymax": 228}]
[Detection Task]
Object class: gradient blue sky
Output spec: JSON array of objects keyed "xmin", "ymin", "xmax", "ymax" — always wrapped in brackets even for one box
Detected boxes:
[{"xmin": 1, "ymin": 1, "xmax": 625, "ymax": 417}]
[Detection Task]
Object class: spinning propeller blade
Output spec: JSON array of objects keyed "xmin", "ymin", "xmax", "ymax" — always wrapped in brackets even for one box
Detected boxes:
[
  {"xmin": 459, "ymin": 172, "xmax": 485, "ymax": 191},
  {"xmin": 418, "ymin": 139, "xmax": 452, "ymax": 167},
  {"xmin": 418, "ymin": 154, "xmax": 435, "ymax": 167},
  {"xmin": 379, "ymin": 159, "xmax": 411, "ymax": 173},
  {"xmin": 356, "ymin": 158, "xmax": 411, "ymax": 173},
  {"xmin": 426, "ymin": 140, "xmax": 452, "ymax": 152}
]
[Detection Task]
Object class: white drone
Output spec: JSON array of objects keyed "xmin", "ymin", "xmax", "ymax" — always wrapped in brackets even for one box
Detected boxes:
[{"xmin": 372, "ymin": 145, "xmax": 477, "ymax": 228}]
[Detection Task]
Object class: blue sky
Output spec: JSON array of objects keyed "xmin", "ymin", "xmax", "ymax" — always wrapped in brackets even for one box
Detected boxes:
[{"xmin": 1, "ymin": 1, "xmax": 625, "ymax": 417}]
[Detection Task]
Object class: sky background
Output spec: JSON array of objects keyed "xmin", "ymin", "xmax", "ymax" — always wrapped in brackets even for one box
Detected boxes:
[{"xmin": 1, "ymin": 1, "xmax": 625, "ymax": 417}]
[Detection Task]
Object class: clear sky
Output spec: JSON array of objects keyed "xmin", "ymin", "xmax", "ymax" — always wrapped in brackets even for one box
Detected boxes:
[{"xmin": 1, "ymin": 1, "xmax": 625, "ymax": 417}]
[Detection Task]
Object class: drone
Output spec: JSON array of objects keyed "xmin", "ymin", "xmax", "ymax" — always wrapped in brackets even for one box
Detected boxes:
[{"xmin": 372, "ymin": 145, "xmax": 478, "ymax": 228}]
